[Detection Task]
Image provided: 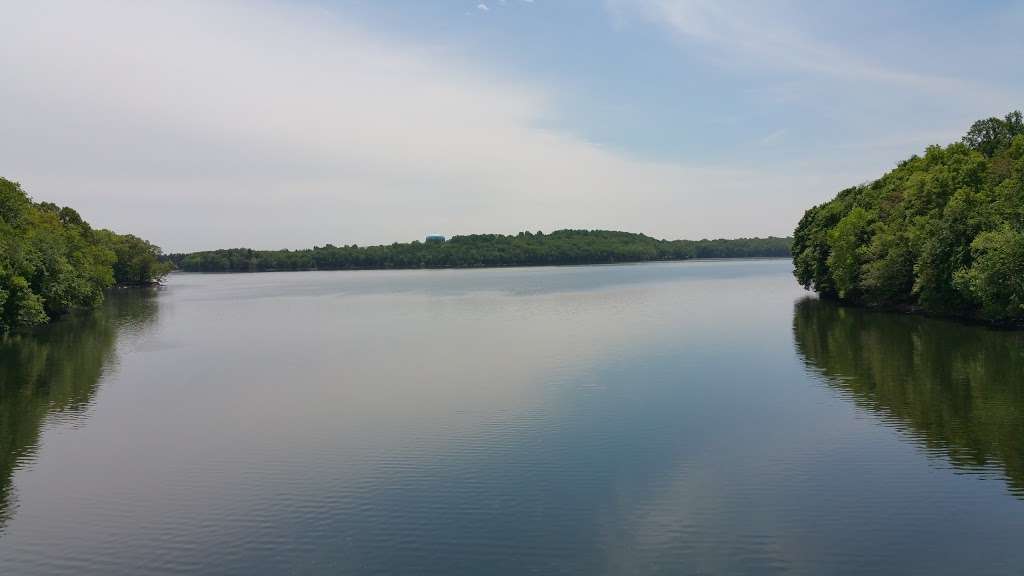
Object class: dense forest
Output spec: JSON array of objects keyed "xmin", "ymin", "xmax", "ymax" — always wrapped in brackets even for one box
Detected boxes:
[
  {"xmin": 0, "ymin": 178, "xmax": 171, "ymax": 334},
  {"xmin": 793, "ymin": 111, "xmax": 1024, "ymax": 324},
  {"xmin": 168, "ymin": 231, "xmax": 792, "ymax": 272}
]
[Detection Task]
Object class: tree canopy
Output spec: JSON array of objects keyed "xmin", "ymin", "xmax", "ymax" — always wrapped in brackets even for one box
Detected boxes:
[
  {"xmin": 793, "ymin": 111, "xmax": 1024, "ymax": 324},
  {"xmin": 168, "ymin": 231, "xmax": 792, "ymax": 273},
  {"xmin": 0, "ymin": 177, "xmax": 171, "ymax": 334}
]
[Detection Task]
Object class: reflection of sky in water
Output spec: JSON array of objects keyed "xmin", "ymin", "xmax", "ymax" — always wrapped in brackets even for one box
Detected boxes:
[
  {"xmin": 1, "ymin": 260, "xmax": 1023, "ymax": 575},
  {"xmin": 170, "ymin": 258, "xmax": 788, "ymax": 299}
]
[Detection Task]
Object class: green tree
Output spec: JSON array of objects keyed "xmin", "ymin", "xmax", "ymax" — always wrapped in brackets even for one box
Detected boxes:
[
  {"xmin": 793, "ymin": 110, "xmax": 1024, "ymax": 325},
  {"xmin": 826, "ymin": 206, "xmax": 871, "ymax": 298},
  {"xmin": 963, "ymin": 111, "xmax": 1024, "ymax": 157},
  {"xmin": 0, "ymin": 177, "xmax": 170, "ymax": 334},
  {"xmin": 954, "ymin": 226, "xmax": 1024, "ymax": 320}
]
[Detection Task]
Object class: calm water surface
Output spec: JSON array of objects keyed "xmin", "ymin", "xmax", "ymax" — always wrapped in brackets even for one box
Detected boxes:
[{"xmin": 1, "ymin": 259, "xmax": 1022, "ymax": 575}]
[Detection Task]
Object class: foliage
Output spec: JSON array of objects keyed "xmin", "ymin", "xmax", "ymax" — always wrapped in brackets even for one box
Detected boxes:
[
  {"xmin": 168, "ymin": 232, "xmax": 792, "ymax": 273},
  {"xmin": 0, "ymin": 177, "xmax": 171, "ymax": 334},
  {"xmin": 953, "ymin": 226, "xmax": 1024, "ymax": 319},
  {"xmin": 792, "ymin": 110, "xmax": 1024, "ymax": 323},
  {"xmin": 962, "ymin": 110, "xmax": 1024, "ymax": 157}
]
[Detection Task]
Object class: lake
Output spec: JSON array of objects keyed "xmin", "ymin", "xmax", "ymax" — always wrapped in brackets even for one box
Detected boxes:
[{"xmin": 1, "ymin": 259, "xmax": 1022, "ymax": 575}]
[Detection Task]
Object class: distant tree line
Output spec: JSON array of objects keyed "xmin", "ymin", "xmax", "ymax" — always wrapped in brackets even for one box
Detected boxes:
[
  {"xmin": 0, "ymin": 177, "xmax": 172, "ymax": 334},
  {"xmin": 167, "ymin": 231, "xmax": 792, "ymax": 273},
  {"xmin": 793, "ymin": 110, "xmax": 1024, "ymax": 324}
]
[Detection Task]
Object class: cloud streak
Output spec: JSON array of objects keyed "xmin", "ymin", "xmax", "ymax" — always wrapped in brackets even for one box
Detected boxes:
[{"xmin": 613, "ymin": 0, "xmax": 1011, "ymax": 103}]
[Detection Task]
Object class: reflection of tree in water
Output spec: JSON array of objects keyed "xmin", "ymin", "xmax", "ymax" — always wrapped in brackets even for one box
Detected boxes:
[
  {"xmin": 0, "ymin": 289, "xmax": 159, "ymax": 529},
  {"xmin": 793, "ymin": 297, "xmax": 1024, "ymax": 498}
]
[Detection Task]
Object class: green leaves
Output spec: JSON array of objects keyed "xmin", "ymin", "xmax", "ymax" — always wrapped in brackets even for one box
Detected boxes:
[
  {"xmin": 963, "ymin": 111, "xmax": 1024, "ymax": 157},
  {"xmin": 826, "ymin": 206, "xmax": 872, "ymax": 299},
  {"xmin": 954, "ymin": 227, "xmax": 1024, "ymax": 321},
  {"xmin": 0, "ymin": 177, "xmax": 168, "ymax": 334},
  {"xmin": 5, "ymin": 276, "xmax": 48, "ymax": 331},
  {"xmin": 794, "ymin": 110, "xmax": 1024, "ymax": 324}
]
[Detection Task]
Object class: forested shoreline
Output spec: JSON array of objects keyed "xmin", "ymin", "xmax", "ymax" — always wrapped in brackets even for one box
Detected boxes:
[
  {"xmin": 166, "ymin": 232, "xmax": 792, "ymax": 273},
  {"xmin": 793, "ymin": 111, "xmax": 1024, "ymax": 325},
  {"xmin": 0, "ymin": 178, "xmax": 172, "ymax": 334}
]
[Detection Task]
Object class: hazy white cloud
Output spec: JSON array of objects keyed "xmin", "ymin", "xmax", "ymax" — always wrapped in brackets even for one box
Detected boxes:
[
  {"xmin": 477, "ymin": 3, "xmax": 489, "ymax": 11},
  {"xmin": 613, "ymin": 0, "xmax": 1012, "ymax": 107},
  {"xmin": 604, "ymin": 0, "xmax": 1019, "ymax": 185},
  {"xmin": 0, "ymin": 0, "xmax": 853, "ymax": 252},
  {"xmin": 618, "ymin": 0, "xmax": 931, "ymax": 85}
]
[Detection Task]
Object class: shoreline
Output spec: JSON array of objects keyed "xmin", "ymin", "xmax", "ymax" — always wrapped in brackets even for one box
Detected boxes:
[
  {"xmin": 168, "ymin": 256, "xmax": 794, "ymax": 275},
  {"xmin": 817, "ymin": 295, "xmax": 1024, "ymax": 331}
]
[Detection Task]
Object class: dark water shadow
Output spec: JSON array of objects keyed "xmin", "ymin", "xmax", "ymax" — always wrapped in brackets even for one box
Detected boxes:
[
  {"xmin": 0, "ymin": 289, "xmax": 159, "ymax": 530},
  {"xmin": 792, "ymin": 297, "xmax": 1024, "ymax": 498}
]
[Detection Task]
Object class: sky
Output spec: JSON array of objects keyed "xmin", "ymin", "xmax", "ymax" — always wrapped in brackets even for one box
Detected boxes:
[{"xmin": 1, "ymin": 0, "xmax": 1021, "ymax": 252}]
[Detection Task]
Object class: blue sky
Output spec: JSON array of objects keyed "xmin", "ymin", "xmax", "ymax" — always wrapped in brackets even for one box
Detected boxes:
[
  {"xmin": 333, "ymin": 0, "xmax": 1020, "ymax": 162},
  {"xmin": 1, "ymin": 0, "xmax": 1021, "ymax": 251}
]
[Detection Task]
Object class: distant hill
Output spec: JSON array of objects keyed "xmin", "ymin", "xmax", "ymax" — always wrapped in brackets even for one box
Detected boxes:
[
  {"xmin": 793, "ymin": 110, "xmax": 1024, "ymax": 324},
  {"xmin": 167, "ymin": 230, "xmax": 792, "ymax": 272}
]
